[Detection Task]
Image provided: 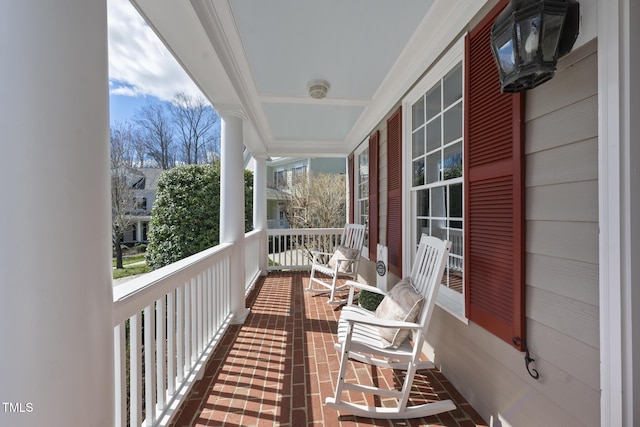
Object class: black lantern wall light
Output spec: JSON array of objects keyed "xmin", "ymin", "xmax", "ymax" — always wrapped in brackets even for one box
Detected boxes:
[{"xmin": 490, "ymin": 0, "xmax": 580, "ymax": 93}]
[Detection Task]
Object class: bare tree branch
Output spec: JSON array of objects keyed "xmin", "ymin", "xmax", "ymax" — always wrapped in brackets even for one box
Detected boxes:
[
  {"xmin": 279, "ymin": 172, "xmax": 346, "ymax": 229},
  {"xmin": 170, "ymin": 91, "xmax": 220, "ymax": 164},
  {"xmin": 135, "ymin": 102, "xmax": 175, "ymax": 169}
]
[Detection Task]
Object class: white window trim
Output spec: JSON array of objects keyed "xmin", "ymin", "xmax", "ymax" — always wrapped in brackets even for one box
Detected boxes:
[
  {"xmin": 353, "ymin": 140, "xmax": 370, "ymax": 259},
  {"xmin": 598, "ymin": 1, "xmax": 639, "ymax": 425},
  {"xmin": 402, "ymin": 36, "xmax": 467, "ymax": 322}
]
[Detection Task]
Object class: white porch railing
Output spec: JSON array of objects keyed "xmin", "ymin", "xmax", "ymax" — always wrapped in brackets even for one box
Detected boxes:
[
  {"xmin": 244, "ymin": 229, "xmax": 263, "ymax": 295},
  {"xmin": 267, "ymin": 227, "xmax": 343, "ymax": 270},
  {"xmin": 113, "ymin": 243, "xmax": 234, "ymax": 427},
  {"xmin": 112, "ymin": 227, "xmax": 340, "ymax": 426}
]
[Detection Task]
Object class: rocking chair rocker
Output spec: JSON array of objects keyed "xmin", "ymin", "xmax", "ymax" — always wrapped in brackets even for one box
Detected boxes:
[
  {"xmin": 306, "ymin": 223, "xmax": 365, "ymax": 304},
  {"xmin": 326, "ymin": 234, "xmax": 456, "ymax": 419}
]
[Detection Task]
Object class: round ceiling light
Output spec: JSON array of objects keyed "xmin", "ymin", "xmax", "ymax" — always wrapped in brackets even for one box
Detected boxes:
[{"xmin": 307, "ymin": 79, "xmax": 330, "ymax": 99}]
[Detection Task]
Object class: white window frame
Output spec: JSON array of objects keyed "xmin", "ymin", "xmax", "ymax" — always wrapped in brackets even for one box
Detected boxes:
[
  {"xmin": 402, "ymin": 36, "xmax": 467, "ymax": 322},
  {"xmin": 274, "ymin": 168, "xmax": 286, "ymax": 189},
  {"xmin": 354, "ymin": 140, "xmax": 370, "ymax": 259}
]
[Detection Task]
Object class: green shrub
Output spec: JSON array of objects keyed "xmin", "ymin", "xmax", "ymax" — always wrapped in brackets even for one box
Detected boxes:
[
  {"xmin": 358, "ymin": 289, "xmax": 385, "ymax": 311},
  {"xmin": 146, "ymin": 164, "xmax": 221, "ymax": 269},
  {"xmin": 146, "ymin": 163, "xmax": 253, "ymax": 270}
]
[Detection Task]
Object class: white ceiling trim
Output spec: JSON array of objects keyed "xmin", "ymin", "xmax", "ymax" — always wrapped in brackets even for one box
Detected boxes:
[
  {"xmin": 266, "ymin": 141, "xmax": 351, "ymax": 157},
  {"xmin": 343, "ymin": 0, "xmax": 492, "ymax": 152},
  {"xmin": 190, "ymin": 0, "xmax": 271, "ymax": 153},
  {"xmin": 258, "ymin": 95, "xmax": 370, "ymax": 107}
]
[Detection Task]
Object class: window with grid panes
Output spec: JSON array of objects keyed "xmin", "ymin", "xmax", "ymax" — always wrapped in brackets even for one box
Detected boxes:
[
  {"xmin": 409, "ymin": 55, "xmax": 464, "ymax": 311},
  {"xmin": 356, "ymin": 146, "xmax": 369, "ymax": 251}
]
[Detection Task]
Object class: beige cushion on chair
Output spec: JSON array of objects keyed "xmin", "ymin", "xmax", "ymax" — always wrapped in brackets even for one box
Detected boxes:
[
  {"xmin": 375, "ymin": 277, "xmax": 424, "ymax": 348},
  {"xmin": 327, "ymin": 245, "xmax": 359, "ymax": 273}
]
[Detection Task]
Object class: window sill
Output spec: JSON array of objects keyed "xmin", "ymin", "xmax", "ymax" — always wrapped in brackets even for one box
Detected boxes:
[{"xmin": 436, "ymin": 287, "xmax": 468, "ymax": 324}]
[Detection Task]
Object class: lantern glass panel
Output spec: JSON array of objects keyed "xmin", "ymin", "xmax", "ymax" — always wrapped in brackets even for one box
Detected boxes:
[
  {"xmin": 494, "ymin": 28, "xmax": 516, "ymax": 74},
  {"xmin": 541, "ymin": 14, "xmax": 565, "ymax": 61},
  {"xmin": 518, "ymin": 14, "xmax": 542, "ymax": 62}
]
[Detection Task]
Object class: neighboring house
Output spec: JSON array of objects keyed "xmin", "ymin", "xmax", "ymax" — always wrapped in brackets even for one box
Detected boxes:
[
  {"xmin": 120, "ymin": 167, "xmax": 163, "ymax": 244},
  {"xmin": 245, "ymin": 156, "xmax": 346, "ymax": 229}
]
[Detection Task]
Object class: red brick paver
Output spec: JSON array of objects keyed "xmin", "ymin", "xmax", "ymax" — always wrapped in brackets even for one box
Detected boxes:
[{"xmin": 168, "ymin": 272, "xmax": 487, "ymax": 427}]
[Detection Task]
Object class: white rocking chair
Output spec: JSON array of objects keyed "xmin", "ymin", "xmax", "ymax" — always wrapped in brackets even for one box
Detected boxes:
[
  {"xmin": 306, "ymin": 223, "xmax": 366, "ymax": 304},
  {"xmin": 326, "ymin": 234, "xmax": 456, "ymax": 419}
]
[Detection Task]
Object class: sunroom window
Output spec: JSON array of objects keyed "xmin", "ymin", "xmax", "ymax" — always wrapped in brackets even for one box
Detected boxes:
[{"xmin": 406, "ymin": 39, "xmax": 465, "ymax": 319}]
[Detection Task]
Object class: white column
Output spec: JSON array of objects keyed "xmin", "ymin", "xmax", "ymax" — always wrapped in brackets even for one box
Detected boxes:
[
  {"xmin": 598, "ymin": 0, "xmax": 640, "ymax": 425},
  {"xmin": 0, "ymin": 1, "xmax": 113, "ymax": 426},
  {"xmin": 253, "ymin": 155, "xmax": 269, "ymax": 275},
  {"xmin": 136, "ymin": 220, "xmax": 143, "ymax": 242},
  {"xmin": 219, "ymin": 110, "xmax": 250, "ymax": 324}
]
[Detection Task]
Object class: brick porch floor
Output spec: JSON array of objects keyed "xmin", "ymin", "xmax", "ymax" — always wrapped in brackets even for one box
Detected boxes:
[{"xmin": 168, "ymin": 272, "xmax": 487, "ymax": 427}]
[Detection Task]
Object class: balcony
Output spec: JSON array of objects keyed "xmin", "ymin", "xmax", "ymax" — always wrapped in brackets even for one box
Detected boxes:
[{"xmin": 113, "ymin": 228, "xmax": 487, "ymax": 426}]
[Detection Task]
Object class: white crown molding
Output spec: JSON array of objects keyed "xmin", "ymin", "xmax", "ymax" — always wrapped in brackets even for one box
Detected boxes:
[
  {"xmin": 216, "ymin": 104, "xmax": 247, "ymax": 120},
  {"xmin": 190, "ymin": 0, "xmax": 270, "ymax": 151}
]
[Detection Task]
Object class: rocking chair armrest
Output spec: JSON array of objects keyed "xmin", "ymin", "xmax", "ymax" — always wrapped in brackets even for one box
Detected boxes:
[
  {"xmin": 343, "ymin": 280, "xmax": 387, "ymax": 306},
  {"xmin": 344, "ymin": 280, "xmax": 387, "ymax": 295},
  {"xmin": 340, "ymin": 311, "xmax": 421, "ymax": 331},
  {"xmin": 311, "ymin": 250, "xmax": 333, "ymax": 257},
  {"xmin": 310, "ymin": 250, "xmax": 333, "ymax": 264}
]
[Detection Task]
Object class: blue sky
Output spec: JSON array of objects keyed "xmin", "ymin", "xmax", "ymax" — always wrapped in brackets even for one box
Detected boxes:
[{"xmin": 107, "ymin": 0, "xmax": 205, "ymax": 126}]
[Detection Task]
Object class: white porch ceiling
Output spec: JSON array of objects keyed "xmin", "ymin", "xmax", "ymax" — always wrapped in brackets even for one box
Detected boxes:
[{"xmin": 131, "ymin": 0, "xmax": 485, "ymax": 157}]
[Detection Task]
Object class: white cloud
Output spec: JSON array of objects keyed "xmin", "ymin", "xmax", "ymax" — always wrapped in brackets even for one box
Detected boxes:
[{"xmin": 107, "ymin": 0, "xmax": 203, "ymax": 102}]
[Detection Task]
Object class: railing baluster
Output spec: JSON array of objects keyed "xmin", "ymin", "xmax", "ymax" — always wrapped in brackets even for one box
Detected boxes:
[
  {"xmin": 176, "ymin": 285, "xmax": 184, "ymax": 384},
  {"xmin": 202, "ymin": 270, "xmax": 209, "ymax": 342},
  {"xmin": 167, "ymin": 290, "xmax": 175, "ymax": 396},
  {"xmin": 155, "ymin": 297, "xmax": 166, "ymax": 411},
  {"xmin": 197, "ymin": 273, "xmax": 203, "ymax": 354},
  {"xmin": 144, "ymin": 305, "xmax": 156, "ymax": 426},
  {"xmin": 190, "ymin": 278, "xmax": 197, "ymax": 364},
  {"xmin": 113, "ymin": 323, "xmax": 126, "ymax": 427},
  {"xmin": 184, "ymin": 282, "xmax": 191, "ymax": 373},
  {"xmin": 209, "ymin": 268, "xmax": 214, "ymax": 338},
  {"xmin": 130, "ymin": 313, "xmax": 142, "ymax": 427}
]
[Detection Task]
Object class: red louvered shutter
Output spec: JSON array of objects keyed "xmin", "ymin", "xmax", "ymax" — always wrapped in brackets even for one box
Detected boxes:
[
  {"xmin": 464, "ymin": 0, "xmax": 525, "ymax": 348},
  {"xmin": 348, "ymin": 154, "xmax": 354, "ymax": 223},
  {"xmin": 368, "ymin": 131, "xmax": 379, "ymax": 260},
  {"xmin": 387, "ymin": 108, "xmax": 402, "ymax": 277}
]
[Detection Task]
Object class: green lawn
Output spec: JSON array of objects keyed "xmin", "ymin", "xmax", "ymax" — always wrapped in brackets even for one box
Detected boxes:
[
  {"xmin": 113, "ymin": 263, "xmax": 150, "ymax": 279},
  {"xmin": 112, "ymin": 254, "xmax": 146, "ymax": 267},
  {"xmin": 112, "ymin": 254, "xmax": 150, "ymax": 279}
]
